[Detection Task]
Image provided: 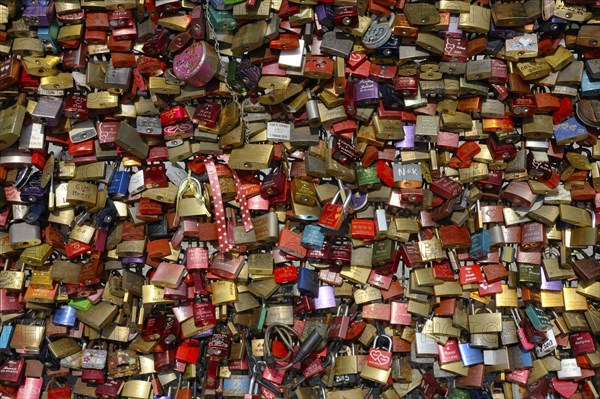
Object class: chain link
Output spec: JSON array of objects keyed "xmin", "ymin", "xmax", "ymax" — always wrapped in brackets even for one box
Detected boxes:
[{"xmin": 205, "ymin": 12, "xmax": 250, "ymax": 144}]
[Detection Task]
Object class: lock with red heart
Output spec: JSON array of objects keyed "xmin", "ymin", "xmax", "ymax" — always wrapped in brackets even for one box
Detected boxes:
[{"xmin": 367, "ymin": 334, "xmax": 393, "ymax": 370}]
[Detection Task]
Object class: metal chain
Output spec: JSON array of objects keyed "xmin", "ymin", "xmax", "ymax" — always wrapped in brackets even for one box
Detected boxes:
[{"xmin": 204, "ymin": 12, "xmax": 250, "ymax": 144}]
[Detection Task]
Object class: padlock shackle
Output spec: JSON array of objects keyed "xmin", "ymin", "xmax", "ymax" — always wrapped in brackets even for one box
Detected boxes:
[{"xmin": 372, "ymin": 334, "xmax": 392, "ymax": 352}]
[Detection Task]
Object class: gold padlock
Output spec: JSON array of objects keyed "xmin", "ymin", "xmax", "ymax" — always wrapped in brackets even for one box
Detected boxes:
[
  {"xmin": 212, "ymin": 280, "xmax": 238, "ymax": 305},
  {"xmin": 121, "ymin": 379, "xmax": 152, "ymax": 399},
  {"xmin": 142, "ymin": 285, "xmax": 176, "ymax": 306},
  {"xmin": 228, "ymin": 144, "xmax": 273, "ymax": 170}
]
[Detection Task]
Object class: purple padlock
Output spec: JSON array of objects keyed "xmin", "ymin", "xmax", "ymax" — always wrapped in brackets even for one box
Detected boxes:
[
  {"xmin": 93, "ymin": 229, "xmax": 108, "ymax": 252},
  {"xmin": 20, "ymin": 175, "xmax": 45, "ymax": 203},
  {"xmin": 173, "ymin": 41, "xmax": 220, "ymax": 88},
  {"xmin": 236, "ymin": 58, "xmax": 261, "ymax": 90},
  {"xmin": 312, "ymin": 286, "xmax": 336, "ymax": 310},
  {"xmin": 540, "ymin": 271, "xmax": 563, "ymax": 291},
  {"xmin": 396, "ymin": 125, "xmax": 416, "ymax": 149},
  {"xmin": 489, "ymin": 20, "xmax": 516, "ymax": 39},
  {"xmin": 354, "ymin": 79, "xmax": 380, "ymax": 106},
  {"xmin": 23, "ymin": 0, "xmax": 51, "ymax": 5},
  {"xmin": 31, "ymin": 96, "xmax": 63, "ymax": 127},
  {"xmin": 444, "ymin": 15, "xmax": 463, "ymax": 38},
  {"xmin": 350, "ymin": 191, "xmax": 369, "ymax": 211},
  {"xmin": 23, "ymin": 1, "xmax": 55, "ymax": 27},
  {"xmin": 196, "ymin": 327, "xmax": 215, "ymax": 339},
  {"xmin": 315, "ymin": 4, "xmax": 334, "ymax": 30}
]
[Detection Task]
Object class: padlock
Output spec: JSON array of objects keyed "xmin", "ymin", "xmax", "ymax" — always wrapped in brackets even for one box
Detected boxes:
[
  {"xmin": 328, "ymin": 304, "xmax": 350, "ymax": 340},
  {"xmin": 367, "ymin": 334, "xmax": 393, "ymax": 370},
  {"xmin": 363, "ymin": 13, "xmax": 395, "ymax": 50},
  {"xmin": 318, "ymin": 188, "xmax": 352, "ymax": 232}
]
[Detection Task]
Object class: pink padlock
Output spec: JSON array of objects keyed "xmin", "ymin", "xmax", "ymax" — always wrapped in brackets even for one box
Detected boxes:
[{"xmin": 173, "ymin": 41, "xmax": 220, "ymax": 87}]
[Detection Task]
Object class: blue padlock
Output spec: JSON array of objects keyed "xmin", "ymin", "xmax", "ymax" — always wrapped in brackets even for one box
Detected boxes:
[
  {"xmin": 458, "ymin": 342, "xmax": 483, "ymax": 366},
  {"xmin": 209, "ymin": 0, "xmax": 233, "ymax": 11},
  {"xmin": 581, "ymin": 69, "xmax": 600, "ymax": 98},
  {"xmin": 297, "ymin": 267, "xmax": 319, "ymax": 298},
  {"xmin": 509, "ymin": 345, "xmax": 533, "ymax": 368},
  {"xmin": 469, "ymin": 230, "xmax": 490, "ymax": 260},
  {"xmin": 37, "ymin": 21, "xmax": 59, "ymax": 54},
  {"xmin": 537, "ymin": 16, "xmax": 568, "ymax": 33},
  {"xmin": 108, "ymin": 170, "xmax": 131, "ymax": 197},
  {"xmin": 375, "ymin": 35, "xmax": 400, "ymax": 58},
  {"xmin": 0, "ymin": 324, "xmax": 14, "ymax": 354},
  {"xmin": 466, "ymin": 388, "xmax": 490, "ymax": 399},
  {"xmin": 20, "ymin": 174, "xmax": 46, "ymax": 203},
  {"xmin": 53, "ymin": 304, "xmax": 78, "ymax": 327},
  {"xmin": 24, "ymin": 203, "xmax": 45, "ymax": 224},
  {"xmin": 301, "ymin": 224, "xmax": 325, "ymax": 250},
  {"xmin": 96, "ymin": 200, "xmax": 117, "ymax": 230},
  {"xmin": 380, "ymin": 84, "xmax": 405, "ymax": 110}
]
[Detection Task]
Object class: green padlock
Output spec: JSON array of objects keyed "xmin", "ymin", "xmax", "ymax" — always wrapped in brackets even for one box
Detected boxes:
[
  {"xmin": 525, "ymin": 304, "xmax": 552, "ymax": 332},
  {"xmin": 355, "ymin": 163, "xmax": 381, "ymax": 190},
  {"xmin": 518, "ymin": 264, "xmax": 542, "ymax": 287},
  {"xmin": 371, "ymin": 239, "xmax": 395, "ymax": 266}
]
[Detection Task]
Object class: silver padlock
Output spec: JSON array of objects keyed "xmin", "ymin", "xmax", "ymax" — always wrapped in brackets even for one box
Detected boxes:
[
  {"xmin": 556, "ymin": 358, "xmax": 582, "ymax": 379},
  {"xmin": 104, "ymin": 64, "xmax": 132, "ymax": 93},
  {"xmin": 9, "ymin": 222, "xmax": 42, "ymax": 249},
  {"xmin": 136, "ymin": 116, "xmax": 162, "ymax": 137},
  {"xmin": 128, "ymin": 169, "xmax": 145, "ymax": 195},
  {"xmin": 305, "ymin": 89, "xmax": 321, "ymax": 129},
  {"xmin": 362, "ymin": 13, "xmax": 395, "ymax": 49},
  {"xmin": 19, "ymin": 123, "xmax": 45, "ymax": 151},
  {"xmin": 321, "ymin": 30, "xmax": 354, "ymax": 58},
  {"xmin": 69, "ymin": 120, "xmax": 98, "ymax": 144},
  {"xmin": 11, "ymin": 205, "xmax": 29, "ymax": 222}
]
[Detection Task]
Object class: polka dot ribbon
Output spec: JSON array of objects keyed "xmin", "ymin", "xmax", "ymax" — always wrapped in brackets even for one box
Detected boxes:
[
  {"xmin": 203, "ymin": 158, "xmax": 232, "ymax": 253},
  {"xmin": 231, "ymin": 170, "xmax": 254, "ymax": 233}
]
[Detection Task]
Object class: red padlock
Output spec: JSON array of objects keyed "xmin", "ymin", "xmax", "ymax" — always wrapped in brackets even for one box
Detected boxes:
[
  {"xmin": 273, "ymin": 265, "xmax": 298, "ymax": 284},
  {"xmin": 456, "ymin": 141, "xmax": 481, "ymax": 162},
  {"xmin": 458, "ymin": 264, "xmax": 484, "ymax": 284},
  {"xmin": 271, "ymin": 339, "xmax": 288, "ymax": 359},
  {"xmin": 192, "ymin": 301, "xmax": 216, "ymax": 328},
  {"xmin": 318, "ymin": 190, "xmax": 351, "ymax": 231},
  {"xmin": 367, "ymin": 335, "xmax": 393, "ymax": 370},
  {"xmin": 350, "ymin": 219, "xmax": 376, "ymax": 240},
  {"xmin": 345, "ymin": 320, "xmax": 366, "ymax": 340},
  {"xmin": 175, "ymin": 340, "xmax": 200, "ymax": 364},
  {"xmin": 328, "ymin": 304, "xmax": 350, "ymax": 340}
]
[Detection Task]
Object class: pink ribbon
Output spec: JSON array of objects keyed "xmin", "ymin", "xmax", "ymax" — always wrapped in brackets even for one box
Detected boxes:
[
  {"xmin": 231, "ymin": 169, "xmax": 254, "ymax": 233},
  {"xmin": 203, "ymin": 158, "xmax": 232, "ymax": 253}
]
